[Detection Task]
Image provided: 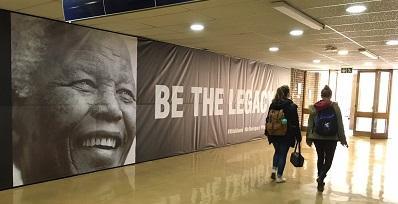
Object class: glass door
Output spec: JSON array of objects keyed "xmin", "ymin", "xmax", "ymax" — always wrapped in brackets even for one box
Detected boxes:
[{"xmin": 354, "ymin": 70, "xmax": 392, "ymax": 139}]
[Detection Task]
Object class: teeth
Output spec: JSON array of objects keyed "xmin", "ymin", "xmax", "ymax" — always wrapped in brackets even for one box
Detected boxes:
[
  {"xmin": 82, "ymin": 137, "xmax": 118, "ymax": 148},
  {"xmin": 100, "ymin": 138, "xmax": 107, "ymax": 146}
]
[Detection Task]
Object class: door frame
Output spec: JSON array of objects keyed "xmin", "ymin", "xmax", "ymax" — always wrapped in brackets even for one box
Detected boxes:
[
  {"xmin": 301, "ymin": 71, "xmax": 308, "ymax": 131},
  {"xmin": 353, "ymin": 69, "xmax": 393, "ymax": 139}
]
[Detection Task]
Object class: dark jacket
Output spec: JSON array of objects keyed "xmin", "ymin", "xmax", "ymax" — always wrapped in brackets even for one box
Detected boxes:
[
  {"xmin": 306, "ymin": 100, "xmax": 347, "ymax": 143},
  {"xmin": 265, "ymin": 99, "xmax": 302, "ymax": 147}
]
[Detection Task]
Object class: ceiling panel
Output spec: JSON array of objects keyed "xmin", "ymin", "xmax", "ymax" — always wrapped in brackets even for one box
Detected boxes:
[
  {"xmin": 91, "ymin": 22, "xmax": 154, "ymax": 33},
  {"xmin": 303, "ymin": 0, "xmax": 396, "ymax": 19},
  {"xmin": 18, "ymin": 1, "xmax": 64, "ymax": 20},
  {"xmin": 180, "ymin": 0, "xmax": 257, "ymax": 10},
  {"xmin": 0, "ymin": 0, "xmax": 55, "ymax": 11},
  {"xmin": 124, "ymin": 11, "xmax": 216, "ymax": 27},
  {"xmin": 1, "ymin": 0, "xmax": 397, "ymax": 70},
  {"xmin": 124, "ymin": 27, "xmax": 178, "ymax": 38},
  {"xmin": 322, "ymin": 11, "xmax": 398, "ymax": 26},
  {"xmin": 292, "ymin": 0, "xmax": 382, "ymax": 10},
  {"xmin": 322, "ymin": 20, "xmax": 397, "ymax": 32},
  {"xmin": 194, "ymin": 0, "xmax": 273, "ymax": 19}
]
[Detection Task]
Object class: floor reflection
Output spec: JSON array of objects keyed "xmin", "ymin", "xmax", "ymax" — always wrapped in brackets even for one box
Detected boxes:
[{"xmin": 0, "ymin": 136, "xmax": 397, "ymax": 203}]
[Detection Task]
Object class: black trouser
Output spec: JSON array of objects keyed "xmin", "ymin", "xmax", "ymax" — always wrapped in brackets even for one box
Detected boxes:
[{"xmin": 314, "ymin": 140, "xmax": 337, "ymax": 181}]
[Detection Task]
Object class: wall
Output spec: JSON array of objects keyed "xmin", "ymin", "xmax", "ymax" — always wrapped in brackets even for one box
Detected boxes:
[
  {"xmin": 0, "ymin": 11, "xmax": 291, "ymax": 190},
  {"xmin": 304, "ymin": 72, "xmax": 319, "ymax": 108},
  {"xmin": 0, "ymin": 9, "xmax": 12, "ymax": 190},
  {"xmin": 302, "ymin": 72, "xmax": 319, "ymax": 127},
  {"xmin": 290, "ymin": 69, "xmax": 305, "ymax": 125}
]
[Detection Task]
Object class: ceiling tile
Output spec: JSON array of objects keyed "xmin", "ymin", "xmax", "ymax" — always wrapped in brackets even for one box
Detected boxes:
[
  {"xmin": 0, "ymin": 0, "xmax": 397, "ymax": 70},
  {"xmin": 18, "ymin": 1, "xmax": 63, "ymax": 19},
  {"xmin": 0, "ymin": 0, "xmax": 54, "ymax": 11}
]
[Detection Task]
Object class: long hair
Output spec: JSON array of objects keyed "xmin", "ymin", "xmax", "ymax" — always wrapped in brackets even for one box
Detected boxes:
[{"xmin": 273, "ymin": 85, "xmax": 290, "ymax": 102}]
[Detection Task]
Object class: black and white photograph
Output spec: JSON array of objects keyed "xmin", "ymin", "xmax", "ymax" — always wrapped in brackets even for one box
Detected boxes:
[{"xmin": 11, "ymin": 13, "xmax": 137, "ymax": 186}]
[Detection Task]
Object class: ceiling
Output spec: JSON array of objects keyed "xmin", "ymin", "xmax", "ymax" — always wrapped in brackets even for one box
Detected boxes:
[{"xmin": 1, "ymin": 0, "xmax": 397, "ymax": 70}]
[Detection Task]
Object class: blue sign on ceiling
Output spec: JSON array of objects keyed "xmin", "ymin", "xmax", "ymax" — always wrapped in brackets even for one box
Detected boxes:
[{"xmin": 63, "ymin": 0, "xmax": 205, "ymax": 22}]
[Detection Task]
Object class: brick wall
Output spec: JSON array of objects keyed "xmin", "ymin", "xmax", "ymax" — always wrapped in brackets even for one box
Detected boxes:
[
  {"xmin": 290, "ymin": 69, "xmax": 305, "ymax": 125},
  {"xmin": 301, "ymin": 72, "xmax": 320, "ymax": 127},
  {"xmin": 304, "ymin": 72, "xmax": 320, "ymax": 108}
]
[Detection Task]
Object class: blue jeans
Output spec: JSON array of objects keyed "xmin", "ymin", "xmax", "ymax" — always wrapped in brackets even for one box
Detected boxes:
[{"xmin": 272, "ymin": 140, "xmax": 290, "ymax": 176}]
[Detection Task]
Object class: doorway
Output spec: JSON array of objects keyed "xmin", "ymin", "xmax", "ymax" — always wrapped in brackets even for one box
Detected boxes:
[
  {"xmin": 354, "ymin": 70, "xmax": 393, "ymax": 139},
  {"xmin": 300, "ymin": 70, "xmax": 353, "ymax": 134}
]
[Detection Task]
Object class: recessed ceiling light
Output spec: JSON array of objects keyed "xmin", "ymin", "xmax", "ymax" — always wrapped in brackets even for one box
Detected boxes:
[
  {"xmin": 386, "ymin": 40, "xmax": 398, "ymax": 46},
  {"xmin": 269, "ymin": 47, "xmax": 279, "ymax": 52},
  {"xmin": 313, "ymin": 59, "xmax": 321, "ymax": 63},
  {"xmin": 289, "ymin": 29, "xmax": 304, "ymax": 36},
  {"xmin": 190, "ymin": 24, "xmax": 204, "ymax": 31},
  {"xmin": 346, "ymin": 5, "xmax": 367, "ymax": 14},
  {"xmin": 364, "ymin": 62, "xmax": 374, "ymax": 66},
  {"xmin": 338, "ymin": 50, "xmax": 349, "ymax": 55}
]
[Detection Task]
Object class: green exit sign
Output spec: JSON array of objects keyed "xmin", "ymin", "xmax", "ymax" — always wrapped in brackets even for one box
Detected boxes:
[{"xmin": 341, "ymin": 67, "xmax": 353, "ymax": 73}]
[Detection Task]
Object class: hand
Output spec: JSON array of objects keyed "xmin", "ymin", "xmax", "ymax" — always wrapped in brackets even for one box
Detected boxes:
[
  {"xmin": 306, "ymin": 139, "xmax": 313, "ymax": 147},
  {"xmin": 341, "ymin": 140, "xmax": 349, "ymax": 148}
]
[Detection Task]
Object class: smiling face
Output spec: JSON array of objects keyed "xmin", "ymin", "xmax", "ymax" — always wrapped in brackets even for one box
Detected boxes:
[{"xmin": 13, "ymin": 29, "xmax": 136, "ymax": 183}]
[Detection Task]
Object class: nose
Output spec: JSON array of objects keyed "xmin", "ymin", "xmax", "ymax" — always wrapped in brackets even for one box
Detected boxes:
[{"xmin": 91, "ymin": 90, "xmax": 123, "ymax": 122}]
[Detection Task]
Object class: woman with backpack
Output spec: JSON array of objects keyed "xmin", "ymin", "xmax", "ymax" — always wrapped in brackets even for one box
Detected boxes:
[
  {"xmin": 306, "ymin": 85, "xmax": 348, "ymax": 192},
  {"xmin": 265, "ymin": 85, "xmax": 302, "ymax": 183}
]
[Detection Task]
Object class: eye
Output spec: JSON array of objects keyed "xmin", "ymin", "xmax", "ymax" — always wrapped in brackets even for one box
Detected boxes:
[
  {"xmin": 69, "ymin": 79, "xmax": 96, "ymax": 92},
  {"xmin": 117, "ymin": 88, "xmax": 136, "ymax": 103}
]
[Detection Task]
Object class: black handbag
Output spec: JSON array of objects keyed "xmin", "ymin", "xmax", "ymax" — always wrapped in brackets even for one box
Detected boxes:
[{"xmin": 290, "ymin": 142, "xmax": 304, "ymax": 167}]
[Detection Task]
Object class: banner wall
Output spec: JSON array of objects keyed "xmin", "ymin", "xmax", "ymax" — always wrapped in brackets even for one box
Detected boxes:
[
  {"xmin": 0, "ymin": 12, "xmax": 290, "ymax": 189},
  {"xmin": 136, "ymin": 39, "xmax": 290, "ymax": 162}
]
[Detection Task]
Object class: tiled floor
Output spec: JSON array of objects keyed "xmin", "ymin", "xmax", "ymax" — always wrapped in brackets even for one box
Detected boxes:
[{"xmin": 1, "ymin": 136, "xmax": 397, "ymax": 204}]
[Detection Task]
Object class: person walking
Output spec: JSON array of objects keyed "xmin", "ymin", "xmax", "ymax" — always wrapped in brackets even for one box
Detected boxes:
[
  {"xmin": 265, "ymin": 85, "xmax": 302, "ymax": 183},
  {"xmin": 306, "ymin": 85, "xmax": 348, "ymax": 192}
]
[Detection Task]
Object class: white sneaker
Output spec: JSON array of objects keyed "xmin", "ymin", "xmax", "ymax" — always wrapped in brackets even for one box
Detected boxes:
[{"xmin": 275, "ymin": 176, "xmax": 286, "ymax": 183}]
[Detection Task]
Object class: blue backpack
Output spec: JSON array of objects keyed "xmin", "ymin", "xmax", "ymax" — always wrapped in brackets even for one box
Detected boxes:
[{"xmin": 314, "ymin": 106, "xmax": 338, "ymax": 136}]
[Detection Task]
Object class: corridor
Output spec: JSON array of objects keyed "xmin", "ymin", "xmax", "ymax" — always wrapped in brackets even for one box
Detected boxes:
[{"xmin": 0, "ymin": 136, "xmax": 396, "ymax": 204}]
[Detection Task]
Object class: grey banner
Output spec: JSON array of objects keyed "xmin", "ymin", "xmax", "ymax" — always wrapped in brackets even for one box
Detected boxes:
[{"xmin": 136, "ymin": 39, "xmax": 290, "ymax": 162}]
